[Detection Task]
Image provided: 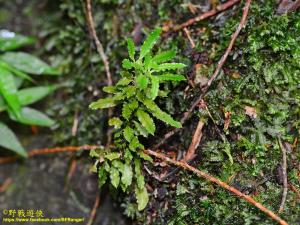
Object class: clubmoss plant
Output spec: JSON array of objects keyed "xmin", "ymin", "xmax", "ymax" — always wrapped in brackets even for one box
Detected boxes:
[{"xmin": 89, "ymin": 27, "xmax": 186, "ymax": 210}]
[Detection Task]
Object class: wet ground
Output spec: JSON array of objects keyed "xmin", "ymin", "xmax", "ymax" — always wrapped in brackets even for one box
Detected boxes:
[{"xmin": 0, "ymin": 135, "xmax": 130, "ymax": 225}]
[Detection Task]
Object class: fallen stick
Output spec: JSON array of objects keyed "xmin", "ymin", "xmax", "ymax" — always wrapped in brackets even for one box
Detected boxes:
[
  {"xmin": 0, "ymin": 143, "xmax": 289, "ymax": 224},
  {"xmin": 163, "ymin": 0, "xmax": 240, "ymax": 32},
  {"xmin": 153, "ymin": 0, "xmax": 252, "ymax": 150},
  {"xmin": 85, "ymin": 0, "xmax": 112, "ymax": 88},
  {"xmin": 0, "ymin": 178, "xmax": 12, "ymax": 193},
  {"xmin": 85, "ymin": 0, "xmax": 114, "ymax": 147},
  {"xmin": 145, "ymin": 149, "xmax": 289, "ymax": 225},
  {"xmin": 86, "ymin": 194, "xmax": 100, "ymax": 225},
  {"xmin": 183, "ymin": 28, "xmax": 196, "ymax": 48},
  {"xmin": 183, "ymin": 118, "xmax": 205, "ymax": 161},
  {"xmin": 0, "ymin": 145, "xmax": 99, "ymax": 165}
]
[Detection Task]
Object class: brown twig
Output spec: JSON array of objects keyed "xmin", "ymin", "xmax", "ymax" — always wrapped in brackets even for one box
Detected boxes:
[
  {"xmin": 288, "ymin": 183, "xmax": 300, "ymax": 200},
  {"xmin": 64, "ymin": 159, "xmax": 78, "ymax": 191},
  {"xmin": 85, "ymin": 0, "xmax": 112, "ymax": 87},
  {"xmin": 278, "ymin": 138, "xmax": 288, "ymax": 213},
  {"xmin": 163, "ymin": 0, "xmax": 240, "ymax": 32},
  {"xmin": 0, "ymin": 178, "xmax": 13, "ymax": 193},
  {"xmin": 86, "ymin": 193, "xmax": 100, "ymax": 225},
  {"xmin": 183, "ymin": 118, "xmax": 205, "ymax": 161},
  {"xmin": 183, "ymin": 28, "xmax": 196, "ymax": 48},
  {"xmin": 85, "ymin": 0, "xmax": 113, "ymax": 147},
  {"xmin": 0, "ymin": 145, "xmax": 99, "ymax": 165},
  {"xmin": 145, "ymin": 149, "xmax": 288, "ymax": 225},
  {"xmin": 72, "ymin": 109, "xmax": 79, "ymax": 136},
  {"xmin": 153, "ymin": 0, "xmax": 251, "ymax": 150}
]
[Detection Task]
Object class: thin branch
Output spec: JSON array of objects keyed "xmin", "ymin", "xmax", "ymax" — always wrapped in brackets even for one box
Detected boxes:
[
  {"xmin": 145, "ymin": 149, "xmax": 288, "ymax": 225},
  {"xmin": 85, "ymin": 0, "xmax": 112, "ymax": 87},
  {"xmin": 278, "ymin": 138, "xmax": 288, "ymax": 213},
  {"xmin": 288, "ymin": 183, "xmax": 300, "ymax": 200},
  {"xmin": 183, "ymin": 118, "xmax": 205, "ymax": 161},
  {"xmin": 0, "ymin": 178, "xmax": 12, "ymax": 193},
  {"xmin": 64, "ymin": 159, "xmax": 78, "ymax": 191},
  {"xmin": 183, "ymin": 28, "xmax": 195, "ymax": 48},
  {"xmin": 86, "ymin": 194, "xmax": 100, "ymax": 225},
  {"xmin": 85, "ymin": 0, "xmax": 113, "ymax": 147},
  {"xmin": 0, "ymin": 145, "xmax": 99, "ymax": 165},
  {"xmin": 163, "ymin": 0, "xmax": 240, "ymax": 32},
  {"xmin": 153, "ymin": 0, "xmax": 252, "ymax": 150}
]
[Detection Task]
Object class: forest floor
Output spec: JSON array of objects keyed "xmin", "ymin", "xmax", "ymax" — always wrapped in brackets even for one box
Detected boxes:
[{"xmin": 0, "ymin": 0, "xmax": 299, "ymax": 225}]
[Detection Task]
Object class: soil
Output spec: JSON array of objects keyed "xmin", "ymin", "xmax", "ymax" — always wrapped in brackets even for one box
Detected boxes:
[{"xmin": 0, "ymin": 134, "xmax": 130, "ymax": 225}]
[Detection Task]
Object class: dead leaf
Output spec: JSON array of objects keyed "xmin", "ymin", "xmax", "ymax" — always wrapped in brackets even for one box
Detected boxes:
[
  {"xmin": 224, "ymin": 111, "xmax": 231, "ymax": 130},
  {"xmin": 244, "ymin": 106, "xmax": 257, "ymax": 119},
  {"xmin": 231, "ymin": 72, "xmax": 241, "ymax": 79}
]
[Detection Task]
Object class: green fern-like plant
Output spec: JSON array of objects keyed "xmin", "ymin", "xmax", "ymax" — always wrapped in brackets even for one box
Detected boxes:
[{"xmin": 89, "ymin": 28, "xmax": 186, "ymax": 210}]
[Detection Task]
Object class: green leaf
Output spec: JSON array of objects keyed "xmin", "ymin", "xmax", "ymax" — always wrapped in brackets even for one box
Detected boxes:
[
  {"xmin": 149, "ymin": 76, "xmax": 159, "ymax": 99},
  {"xmin": 122, "ymin": 59, "xmax": 134, "ymax": 69},
  {"xmin": 0, "ymin": 61, "xmax": 33, "ymax": 82},
  {"xmin": 134, "ymin": 121, "xmax": 149, "ymax": 137},
  {"xmin": 123, "ymin": 126, "xmax": 134, "ymax": 142},
  {"xmin": 144, "ymin": 54, "xmax": 152, "ymax": 69},
  {"xmin": 135, "ymin": 186, "xmax": 149, "ymax": 211},
  {"xmin": 123, "ymin": 86, "xmax": 136, "ymax": 98},
  {"xmin": 121, "ymin": 164, "xmax": 133, "ymax": 188},
  {"xmin": 134, "ymin": 158, "xmax": 145, "ymax": 189},
  {"xmin": 122, "ymin": 103, "xmax": 133, "ymax": 120},
  {"xmin": 110, "ymin": 167, "xmax": 120, "ymax": 188},
  {"xmin": 0, "ymin": 121, "xmax": 27, "ymax": 157},
  {"xmin": 89, "ymin": 97, "xmax": 116, "ymax": 109},
  {"xmin": 0, "ymin": 67, "xmax": 21, "ymax": 118},
  {"xmin": 17, "ymin": 85, "xmax": 57, "ymax": 106},
  {"xmin": 0, "ymin": 52, "xmax": 60, "ymax": 75},
  {"xmin": 138, "ymin": 151, "xmax": 153, "ymax": 162},
  {"xmin": 158, "ymin": 74, "xmax": 186, "ymax": 81},
  {"xmin": 129, "ymin": 136, "xmax": 143, "ymax": 151},
  {"xmin": 0, "ymin": 85, "xmax": 52, "ymax": 111},
  {"xmin": 121, "ymin": 101, "xmax": 137, "ymax": 123},
  {"xmin": 152, "ymin": 50, "xmax": 176, "ymax": 64},
  {"xmin": 136, "ymin": 75, "xmax": 149, "ymax": 90},
  {"xmin": 154, "ymin": 63, "xmax": 186, "ymax": 71},
  {"xmin": 8, "ymin": 107, "xmax": 55, "ymax": 127},
  {"xmin": 0, "ymin": 96, "xmax": 6, "ymax": 112},
  {"xmin": 136, "ymin": 109, "xmax": 155, "ymax": 135},
  {"xmin": 14, "ymin": 76, "xmax": 24, "ymax": 88},
  {"xmin": 105, "ymin": 152, "xmax": 121, "ymax": 161},
  {"xmin": 116, "ymin": 77, "xmax": 132, "ymax": 86},
  {"xmin": 112, "ymin": 160, "xmax": 124, "ymax": 171},
  {"xmin": 103, "ymin": 86, "xmax": 116, "ymax": 93},
  {"xmin": 223, "ymin": 141, "xmax": 233, "ymax": 164},
  {"xmin": 139, "ymin": 28, "xmax": 162, "ymax": 59},
  {"xmin": 98, "ymin": 165, "xmax": 108, "ymax": 188},
  {"xmin": 0, "ymin": 30, "xmax": 35, "ymax": 51},
  {"xmin": 124, "ymin": 149, "xmax": 133, "ymax": 163},
  {"xmin": 108, "ymin": 117, "xmax": 123, "ymax": 129},
  {"xmin": 127, "ymin": 38, "xmax": 135, "ymax": 60},
  {"xmin": 89, "ymin": 149, "xmax": 99, "ymax": 158},
  {"xmin": 143, "ymin": 99, "xmax": 182, "ymax": 128}
]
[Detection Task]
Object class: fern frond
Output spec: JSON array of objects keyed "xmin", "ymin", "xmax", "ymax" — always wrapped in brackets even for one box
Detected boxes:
[
  {"xmin": 127, "ymin": 38, "xmax": 135, "ymax": 60},
  {"xmin": 143, "ymin": 99, "xmax": 182, "ymax": 128},
  {"xmin": 139, "ymin": 28, "xmax": 162, "ymax": 60},
  {"xmin": 152, "ymin": 50, "xmax": 176, "ymax": 64},
  {"xmin": 154, "ymin": 63, "xmax": 186, "ymax": 71}
]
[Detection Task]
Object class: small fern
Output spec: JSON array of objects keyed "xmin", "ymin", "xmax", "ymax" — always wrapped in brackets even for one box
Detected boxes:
[{"xmin": 89, "ymin": 27, "xmax": 186, "ymax": 211}]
